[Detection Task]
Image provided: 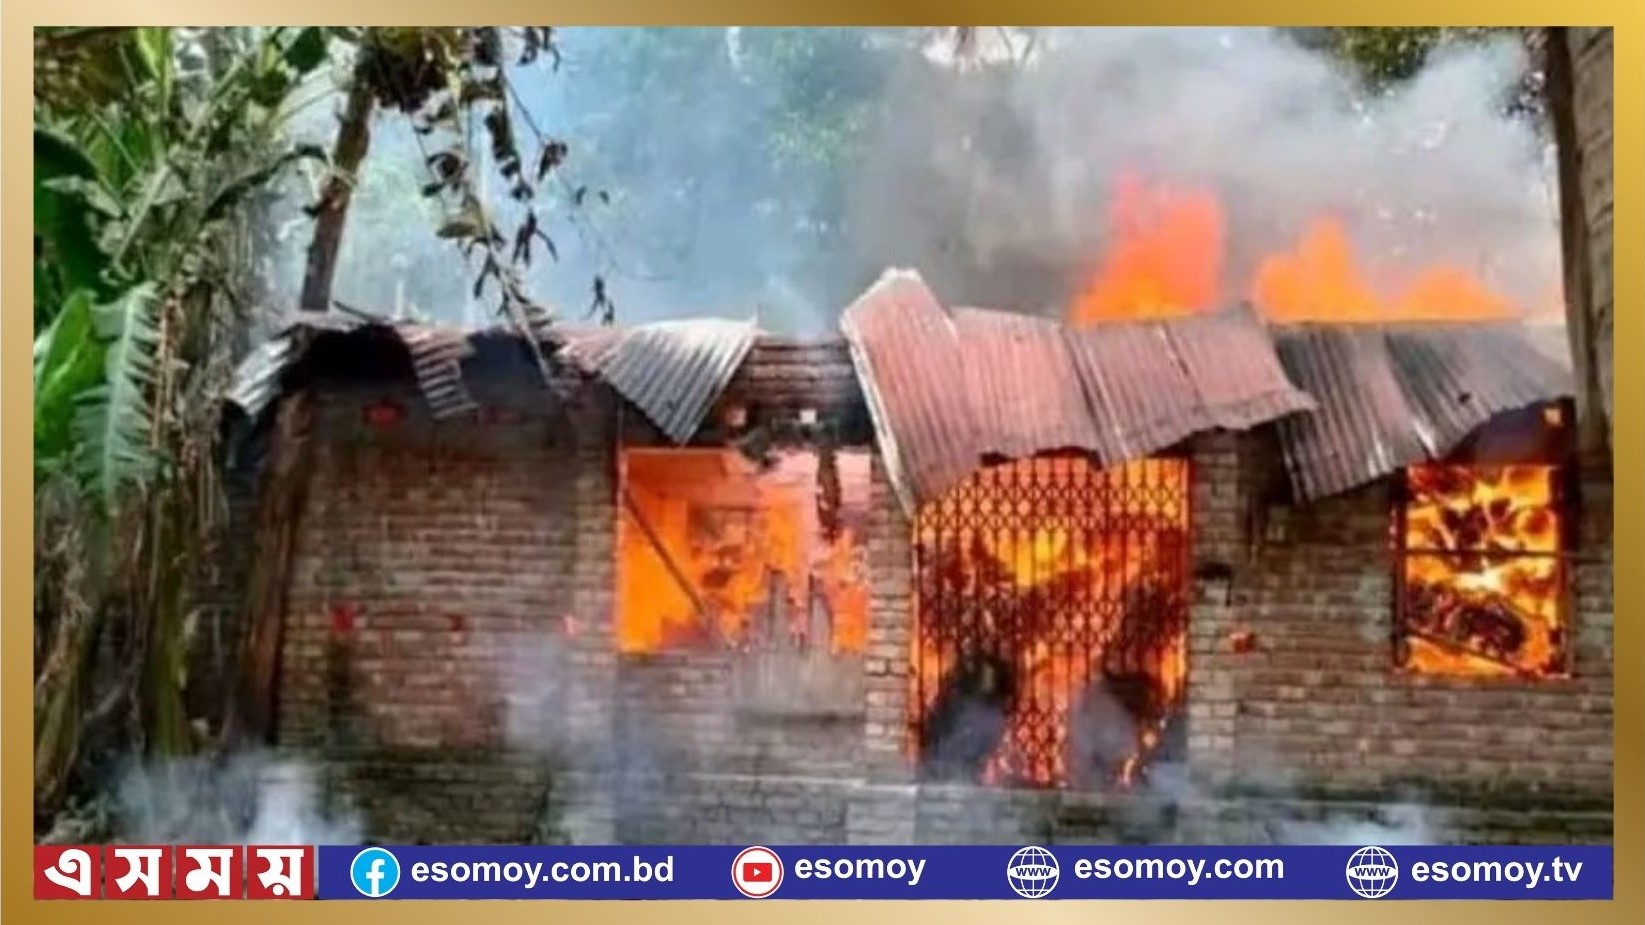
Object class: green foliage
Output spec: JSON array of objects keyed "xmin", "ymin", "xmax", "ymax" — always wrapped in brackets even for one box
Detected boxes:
[
  {"xmin": 1319, "ymin": 27, "xmax": 1514, "ymax": 89},
  {"xmin": 71, "ymin": 284, "xmax": 161, "ymax": 509},
  {"xmin": 34, "ymin": 129, "xmax": 111, "ymax": 325},
  {"xmin": 33, "ymin": 27, "xmax": 327, "ymax": 501},
  {"xmin": 32, "ymin": 25, "xmax": 333, "ymax": 822},
  {"xmin": 33, "ymin": 291, "xmax": 104, "ymax": 479}
]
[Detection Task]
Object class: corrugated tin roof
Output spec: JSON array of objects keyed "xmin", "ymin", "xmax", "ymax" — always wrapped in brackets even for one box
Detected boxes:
[
  {"xmin": 399, "ymin": 324, "xmax": 479, "ymax": 419},
  {"xmin": 952, "ymin": 307, "xmax": 1106, "ymax": 461},
  {"xmin": 1166, "ymin": 304, "xmax": 1322, "ymax": 431},
  {"xmin": 1066, "ymin": 317, "xmax": 1210, "ymax": 462},
  {"xmin": 227, "ymin": 309, "xmax": 376, "ymax": 418},
  {"xmin": 1522, "ymin": 319, "xmax": 1573, "ymax": 368},
  {"xmin": 1273, "ymin": 325, "xmax": 1432, "ymax": 502},
  {"xmin": 228, "ymin": 290, "xmax": 1575, "ymax": 511},
  {"xmin": 1064, "ymin": 305, "xmax": 1318, "ymax": 465},
  {"xmin": 227, "ymin": 335, "xmax": 296, "ymax": 419},
  {"xmin": 839, "ymin": 269, "xmax": 979, "ymax": 513},
  {"xmin": 229, "ymin": 316, "xmax": 488, "ymax": 422},
  {"xmin": 571, "ymin": 318, "xmax": 759, "ymax": 445},
  {"xmin": 268, "ymin": 308, "xmax": 371, "ymax": 335},
  {"xmin": 1385, "ymin": 323, "xmax": 1575, "ymax": 459},
  {"xmin": 1273, "ymin": 322, "xmax": 1575, "ymax": 502},
  {"xmin": 549, "ymin": 324, "xmax": 625, "ymax": 368},
  {"xmin": 840, "ymin": 273, "xmax": 1317, "ymax": 512},
  {"xmin": 226, "ymin": 313, "xmax": 762, "ymax": 444}
]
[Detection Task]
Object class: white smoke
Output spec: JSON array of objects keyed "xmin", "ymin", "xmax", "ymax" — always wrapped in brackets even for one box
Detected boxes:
[
  {"xmin": 1129, "ymin": 756, "xmax": 1445, "ymax": 845},
  {"xmin": 261, "ymin": 28, "xmax": 1560, "ymax": 336},
  {"xmin": 495, "ymin": 629, "xmax": 585, "ymax": 757},
  {"xmin": 1278, "ymin": 802, "xmax": 1439, "ymax": 845},
  {"xmin": 114, "ymin": 751, "xmax": 362, "ymax": 845},
  {"xmin": 851, "ymin": 27, "xmax": 1557, "ymax": 317}
]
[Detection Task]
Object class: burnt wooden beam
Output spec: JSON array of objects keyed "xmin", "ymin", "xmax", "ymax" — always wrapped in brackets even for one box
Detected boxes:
[
  {"xmin": 228, "ymin": 391, "xmax": 318, "ymax": 744},
  {"xmin": 618, "ymin": 488, "xmax": 729, "ymax": 648}
]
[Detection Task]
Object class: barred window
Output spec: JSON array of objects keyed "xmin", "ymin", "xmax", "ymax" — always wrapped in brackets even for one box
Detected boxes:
[{"xmin": 909, "ymin": 455, "xmax": 1191, "ymax": 790}]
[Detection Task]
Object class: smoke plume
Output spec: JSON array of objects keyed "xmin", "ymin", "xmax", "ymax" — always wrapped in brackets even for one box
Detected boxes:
[
  {"xmin": 851, "ymin": 28, "xmax": 1556, "ymax": 317},
  {"xmin": 113, "ymin": 751, "xmax": 362, "ymax": 845},
  {"xmin": 265, "ymin": 28, "xmax": 1557, "ymax": 335}
]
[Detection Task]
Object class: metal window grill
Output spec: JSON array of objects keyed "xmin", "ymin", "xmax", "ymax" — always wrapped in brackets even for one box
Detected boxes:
[
  {"xmin": 1391, "ymin": 464, "xmax": 1574, "ymax": 678},
  {"xmin": 909, "ymin": 455, "xmax": 1192, "ymax": 789}
]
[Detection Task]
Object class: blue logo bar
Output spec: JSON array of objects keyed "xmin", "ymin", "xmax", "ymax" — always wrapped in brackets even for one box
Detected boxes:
[
  {"xmin": 349, "ymin": 847, "xmax": 402, "ymax": 898},
  {"xmin": 310, "ymin": 845, "xmax": 1612, "ymax": 900}
]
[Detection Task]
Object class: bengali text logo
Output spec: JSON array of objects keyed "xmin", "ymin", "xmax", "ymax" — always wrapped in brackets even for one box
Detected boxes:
[
  {"xmin": 106, "ymin": 846, "xmax": 171, "ymax": 898},
  {"xmin": 177, "ymin": 846, "xmax": 244, "ymax": 899},
  {"xmin": 34, "ymin": 846, "xmax": 100, "ymax": 899}
]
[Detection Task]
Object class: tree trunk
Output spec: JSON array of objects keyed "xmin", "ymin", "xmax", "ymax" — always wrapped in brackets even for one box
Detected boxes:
[
  {"xmin": 299, "ymin": 70, "xmax": 375, "ymax": 312},
  {"xmin": 1543, "ymin": 27, "xmax": 1614, "ymax": 458},
  {"xmin": 34, "ymin": 598, "xmax": 99, "ymax": 821}
]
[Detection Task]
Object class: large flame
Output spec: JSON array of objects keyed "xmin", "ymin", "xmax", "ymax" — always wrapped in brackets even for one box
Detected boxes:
[
  {"xmin": 616, "ymin": 448, "xmax": 871, "ymax": 655},
  {"xmin": 1399, "ymin": 464, "xmax": 1567, "ymax": 677},
  {"xmin": 1070, "ymin": 175, "xmax": 1224, "ymax": 324},
  {"xmin": 1255, "ymin": 218, "xmax": 1517, "ymax": 323},
  {"xmin": 1068, "ymin": 173, "xmax": 1527, "ymax": 325}
]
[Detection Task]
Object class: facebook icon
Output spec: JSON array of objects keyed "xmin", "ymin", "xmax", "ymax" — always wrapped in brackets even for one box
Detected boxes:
[{"xmin": 349, "ymin": 847, "xmax": 402, "ymax": 898}]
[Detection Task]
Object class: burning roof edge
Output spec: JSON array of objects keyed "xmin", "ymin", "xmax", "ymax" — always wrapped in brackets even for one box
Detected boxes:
[
  {"xmin": 839, "ymin": 268, "xmax": 960, "ymax": 516},
  {"xmin": 840, "ymin": 274, "xmax": 1320, "ymax": 515},
  {"xmin": 227, "ymin": 287, "xmax": 1578, "ymax": 513},
  {"xmin": 1271, "ymin": 321, "xmax": 1576, "ymax": 503}
]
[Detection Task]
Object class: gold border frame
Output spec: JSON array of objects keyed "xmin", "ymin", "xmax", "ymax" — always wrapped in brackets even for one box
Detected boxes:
[{"xmin": 5, "ymin": 5, "xmax": 1637, "ymax": 922}]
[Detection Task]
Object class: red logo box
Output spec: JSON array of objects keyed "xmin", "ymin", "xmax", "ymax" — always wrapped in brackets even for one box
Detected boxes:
[
  {"xmin": 176, "ymin": 846, "xmax": 245, "ymax": 899},
  {"xmin": 104, "ymin": 845, "xmax": 173, "ymax": 899},
  {"xmin": 34, "ymin": 845, "xmax": 101, "ymax": 899},
  {"xmin": 246, "ymin": 845, "xmax": 315, "ymax": 899}
]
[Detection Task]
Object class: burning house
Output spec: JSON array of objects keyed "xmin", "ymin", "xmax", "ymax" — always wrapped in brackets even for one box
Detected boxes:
[{"xmin": 221, "ymin": 264, "xmax": 1611, "ymax": 846}]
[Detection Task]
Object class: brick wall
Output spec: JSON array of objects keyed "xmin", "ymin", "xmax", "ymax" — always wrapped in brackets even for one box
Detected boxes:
[
  {"xmin": 280, "ymin": 381, "xmax": 577, "ymax": 750},
  {"xmin": 275, "ymin": 373, "xmax": 618, "ymax": 842},
  {"xmin": 1184, "ymin": 431, "xmax": 1613, "ymax": 830},
  {"xmin": 266, "ymin": 375, "xmax": 1612, "ymax": 845},
  {"xmin": 271, "ymin": 358, "xmax": 885, "ymax": 842}
]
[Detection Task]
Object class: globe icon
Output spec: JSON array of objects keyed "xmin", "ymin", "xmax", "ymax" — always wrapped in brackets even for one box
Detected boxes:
[
  {"xmin": 1345, "ymin": 846, "xmax": 1399, "ymax": 899},
  {"xmin": 1006, "ymin": 846, "xmax": 1060, "ymax": 899}
]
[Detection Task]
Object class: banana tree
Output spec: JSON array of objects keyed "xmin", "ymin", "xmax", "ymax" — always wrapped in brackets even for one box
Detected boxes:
[{"xmin": 32, "ymin": 26, "xmax": 331, "ymax": 823}]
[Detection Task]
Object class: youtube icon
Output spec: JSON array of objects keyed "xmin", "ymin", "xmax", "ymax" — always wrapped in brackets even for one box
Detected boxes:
[{"xmin": 731, "ymin": 846, "xmax": 783, "ymax": 899}]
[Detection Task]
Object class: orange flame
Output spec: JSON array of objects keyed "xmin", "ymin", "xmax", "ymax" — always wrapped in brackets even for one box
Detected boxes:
[
  {"xmin": 616, "ymin": 449, "xmax": 871, "ymax": 655},
  {"xmin": 1070, "ymin": 175, "xmax": 1223, "ymax": 324},
  {"xmin": 1254, "ymin": 218, "xmax": 1516, "ymax": 323},
  {"xmin": 1068, "ymin": 174, "xmax": 1528, "ymax": 326},
  {"xmin": 1399, "ymin": 464, "xmax": 1566, "ymax": 677},
  {"xmin": 908, "ymin": 456, "xmax": 1190, "ymax": 789}
]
